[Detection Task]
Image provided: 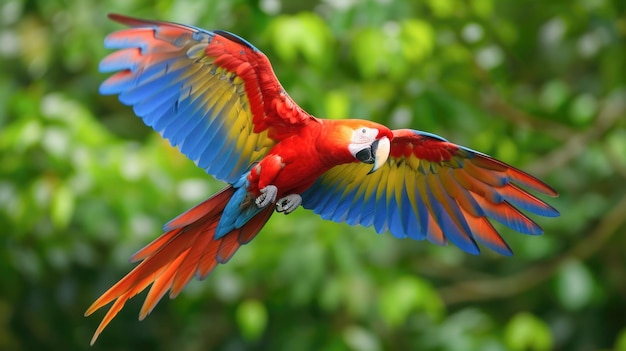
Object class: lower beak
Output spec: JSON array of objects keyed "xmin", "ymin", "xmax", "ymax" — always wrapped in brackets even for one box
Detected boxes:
[{"xmin": 368, "ymin": 136, "xmax": 390, "ymax": 174}]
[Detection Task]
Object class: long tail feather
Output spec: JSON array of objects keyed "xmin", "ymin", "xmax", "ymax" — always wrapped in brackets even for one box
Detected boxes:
[{"xmin": 85, "ymin": 186, "xmax": 273, "ymax": 344}]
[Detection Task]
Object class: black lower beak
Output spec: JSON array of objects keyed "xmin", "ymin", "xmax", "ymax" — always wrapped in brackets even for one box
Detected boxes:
[
  {"xmin": 356, "ymin": 148, "xmax": 373, "ymax": 163},
  {"xmin": 355, "ymin": 139, "xmax": 379, "ymax": 164}
]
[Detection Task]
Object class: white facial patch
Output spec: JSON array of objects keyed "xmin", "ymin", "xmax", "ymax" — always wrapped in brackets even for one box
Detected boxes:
[{"xmin": 348, "ymin": 127, "xmax": 378, "ymax": 156}]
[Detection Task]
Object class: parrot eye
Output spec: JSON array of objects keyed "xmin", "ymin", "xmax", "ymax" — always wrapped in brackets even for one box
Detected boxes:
[
  {"xmin": 348, "ymin": 127, "xmax": 380, "ymax": 159},
  {"xmin": 351, "ymin": 127, "xmax": 378, "ymax": 144}
]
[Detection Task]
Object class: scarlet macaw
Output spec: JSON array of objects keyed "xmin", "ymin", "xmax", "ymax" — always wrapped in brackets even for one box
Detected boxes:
[{"xmin": 85, "ymin": 14, "xmax": 559, "ymax": 344}]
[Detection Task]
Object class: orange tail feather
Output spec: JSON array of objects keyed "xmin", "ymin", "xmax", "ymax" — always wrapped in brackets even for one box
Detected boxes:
[{"xmin": 85, "ymin": 186, "xmax": 274, "ymax": 344}]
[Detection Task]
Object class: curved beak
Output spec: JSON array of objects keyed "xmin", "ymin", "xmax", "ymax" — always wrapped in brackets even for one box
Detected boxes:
[{"xmin": 368, "ymin": 136, "xmax": 390, "ymax": 174}]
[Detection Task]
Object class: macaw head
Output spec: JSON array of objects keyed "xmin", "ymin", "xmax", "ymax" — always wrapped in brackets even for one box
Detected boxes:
[
  {"xmin": 348, "ymin": 126, "xmax": 391, "ymax": 173},
  {"xmin": 327, "ymin": 120, "xmax": 392, "ymax": 174}
]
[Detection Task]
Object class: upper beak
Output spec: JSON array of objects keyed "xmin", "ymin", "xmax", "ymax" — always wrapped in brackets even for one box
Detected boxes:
[{"xmin": 368, "ymin": 136, "xmax": 390, "ymax": 174}]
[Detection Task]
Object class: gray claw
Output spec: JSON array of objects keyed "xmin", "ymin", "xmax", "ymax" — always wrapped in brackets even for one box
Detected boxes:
[
  {"xmin": 276, "ymin": 194, "xmax": 302, "ymax": 214},
  {"xmin": 256, "ymin": 185, "xmax": 278, "ymax": 208}
]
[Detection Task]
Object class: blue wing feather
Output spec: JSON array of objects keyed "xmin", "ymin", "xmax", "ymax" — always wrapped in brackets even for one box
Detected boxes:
[
  {"xmin": 99, "ymin": 16, "xmax": 296, "ymax": 184},
  {"xmin": 344, "ymin": 190, "xmax": 364, "ymax": 226},
  {"xmin": 302, "ymin": 129, "xmax": 559, "ymax": 255},
  {"xmin": 386, "ymin": 193, "xmax": 405, "ymax": 238},
  {"xmin": 164, "ymin": 100, "xmax": 206, "ymax": 146},
  {"xmin": 372, "ymin": 191, "xmax": 388, "ymax": 234},
  {"xmin": 425, "ymin": 176, "xmax": 479, "ymax": 253},
  {"xmin": 179, "ymin": 110, "xmax": 212, "ymax": 161}
]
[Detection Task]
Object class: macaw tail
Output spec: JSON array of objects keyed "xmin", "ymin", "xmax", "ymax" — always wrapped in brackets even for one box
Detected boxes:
[{"xmin": 85, "ymin": 186, "xmax": 273, "ymax": 345}]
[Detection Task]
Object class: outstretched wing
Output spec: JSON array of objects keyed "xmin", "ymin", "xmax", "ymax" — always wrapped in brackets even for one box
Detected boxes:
[
  {"xmin": 100, "ymin": 14, "xmax": 313, "ymax": 183},
  {"xmin": 301, "ymin": 129, "xmax": 559, "ymax": 255}
]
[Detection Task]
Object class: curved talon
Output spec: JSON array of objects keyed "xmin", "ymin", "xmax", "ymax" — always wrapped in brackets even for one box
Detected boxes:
[
  {"xmin": 255, "ymin": 185, "xmax": 278, "ymax": 208},
  {"xmin": 276, "ymin": 194, "xmax": 302, "ymax": 214}
]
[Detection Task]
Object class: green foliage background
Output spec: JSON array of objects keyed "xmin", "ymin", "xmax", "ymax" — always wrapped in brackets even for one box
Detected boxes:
[{"xmin": 1, "ymin": 0, "xmax": 625, "ymax": 350}]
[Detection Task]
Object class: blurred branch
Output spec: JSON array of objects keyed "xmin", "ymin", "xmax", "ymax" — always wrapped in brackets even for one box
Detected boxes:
[
  {"xmin": 482, "ymin": 89, "xmax": 575, "ymax": 141},
  {"xmin": 467, "ymin": 49, "xmax": 576, "ymax": 141},
  {"xmin": 412, "ymin": 256, "xmax": 495, "ymax": 281},
  {"xmin": 524, "ymin": 90, "xmax": 626, "ymax": 176},
  {"xmin": 438, "ymin": 190, "xmax": 626, "ymax": 305}
]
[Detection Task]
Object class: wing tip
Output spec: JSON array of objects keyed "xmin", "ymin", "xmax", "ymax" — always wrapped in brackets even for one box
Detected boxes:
[
  {"xmin": 538, "ymin": 203, "xmax": 560, "ymax": 218},
  {"xmin": 460, "ymin": 243, "xmax": 481, "ymax": 255},
  {"xmin": 87, "ymin": 293, "xmax": 130, "ymax": 345},
  {"xmin": 479, "ymin": 237, "xmax": 514, "ymax": 256},
  {"xmin": 468, "ymin": 152, "xmax": 559, "ymax": 198}
]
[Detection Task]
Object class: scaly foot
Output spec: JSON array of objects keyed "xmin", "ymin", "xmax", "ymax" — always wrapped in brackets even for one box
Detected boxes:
[
  {"xmin": 255, "ymin": 185, "xmax": 278, "ymax": 208},
  {"xmin": 276, "ymin": 194, "xmax": 302, "ymax": 214}
]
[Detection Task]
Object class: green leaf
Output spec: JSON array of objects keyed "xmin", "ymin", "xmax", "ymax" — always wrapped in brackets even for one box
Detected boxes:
[
  {"xmin": 539, "ymin": 80, "xmax": 570, "ymax": 113},
  {"xmin": 0, "ymin": 118, "xmax": 42, "ymax": 152},
  {"xmin": 268, "ymin": 13, "xmax": 332, "ymax": 67},
  {"xmin": 379, "ymin": 277, "xmax": 420, "ymax": 327},
  {"xmin": 352, "ymin": 28, "xmax": 388, "ymax": 79},
  {"xmin": 51, "ymin": 184, "xmax": 74, "ymax": 229},
  {"xmin": 470, "ymin": 0, "xmax": 494, "ymax": 18},
  {"xmin": 504, "ymin": 312, "xmax": 553, "ymax": 351},
  {"xmin": 607, "ymin": 129, "xmax": 626, "ymax": 168},
  {"xmin": 569, "ymin": 93, "xmax": 598, "ymax": 125},
  {"xmin": 378, "ymin": 276, "xmax": 444, "ymax": 327},
  {"xmin": 555, "ymin": 260, "xmax": 594, "ymax": 311},
  {"xmin": 324, "ymin": 90, "xmax": 350, "ymax": 119},
  {"xmin": 495, "ymin": 137, "xmax": 518, "ymax": 163},
  {"xmin": 427, "ymin": 0, "xmax": 458, "ymax": 18},
  {"xmin": 400, "ymin": 19, "xmax": 435, "ymax": 63},
  {"xmin": 236, "ymin": 299, "xmax": 268, "ymax": 342},
  {"xmin": 615, "ymin": 326, "xmax": 626, "ymax": 351},
  {"xmin": 342, "ymin": 325, "xmax": 381, "ymax": 351}
]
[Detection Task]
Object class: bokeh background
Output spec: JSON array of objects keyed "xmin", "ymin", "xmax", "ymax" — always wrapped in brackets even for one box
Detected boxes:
[{"xmin": 1, "ymin": 0, "xmax": 625, "ymax": 350}]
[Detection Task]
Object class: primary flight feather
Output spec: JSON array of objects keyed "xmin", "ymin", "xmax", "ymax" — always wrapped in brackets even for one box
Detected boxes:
[{"xmin": 86, "ymin": 14, "xmax": 559, "ymax": 344}]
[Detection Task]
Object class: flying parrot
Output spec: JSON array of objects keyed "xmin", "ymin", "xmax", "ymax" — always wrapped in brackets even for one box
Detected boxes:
[{"xmin": 85, "ymin": 14, "xmax": 559, "ymax": 344}]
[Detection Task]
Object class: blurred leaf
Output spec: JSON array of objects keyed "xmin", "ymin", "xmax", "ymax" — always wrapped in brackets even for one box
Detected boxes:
[
  {"xmin": 343, "ymin": 325, "xmax": 381, "ymax": 351},
  {"xmin": 399, "ymin": 19, "xmax": 434, "ymax": 63},
  {"xmin": 268, "ymin": 12, "xmax": 332, "ymax": 68},
  {"xmin": 470, "ymin": 0, "xmax": 494, "ymax": 18},
  {"xmin": 235, "ymin": 299, "xmax": 267, "ymax": 342},
  {"xmin": 555, "ymin": 260, "xmax": 595, "ymax": 311},
  {"xmin": 51, "ymin": 183, "xmax": 74, "ymax": 229},
  {"xmin": 504, "ymin": 312, "xmax": 553, "ymax": 351},
  {"xmin": 495, "ymin": 137, "xmax": 519, "ymax": 163},
  {"xmin": 352, "ymin": 28, "xmax": 389, "ymax": 79},
  {"xmin": 0, "ymin": 117, "xmax": 42, "ymax": 152},
  {"xmin": 475, "ymin": 45, "xmax": 504, "ymax": 70},
  {"xmin": 569, "ymin": 93, "xmax": 598, "ymax": 126},
  {"xmin": 616, "ymin": 327, "xmax": 626, "ymax": 351},
  {"xmin": 379, "ymin": 276, "xmax": 418, "ymax": 327},
  {"xmin": 325, "ymin": 90, "xmax": 350, "ymax": 119},
  {"xmin": 378, "ymin": 276, "xmax": 443, "ymax": 327},
  {"xmin": 427, "ymin": 0, "xmax": 458, "ymax": 18},
  {"xmin": 539, "ymin": 80, "xmax": 570, "ymax": 113},
  {"xmin": 606, "ymin": 129, "xmax": 626, "ymax": 168}
]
